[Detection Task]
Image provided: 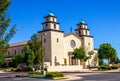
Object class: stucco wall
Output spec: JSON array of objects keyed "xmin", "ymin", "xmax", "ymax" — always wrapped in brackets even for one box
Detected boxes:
[
  {"xmin": 7, "ymin": 45, "xmax": 24, "ymax": 57},
  {"xmin": 48, "ymin": 65, "xmax": 83, "ymax": 72},
  {"xmin": 50, "ymin": 31, "xmax": 64, "ymax": 66},
  {"xmin": 38, "ymin": 31, "xmax": 52, "ymax": 63},
  {"xmin": 64, "ymin": 34, "xmax": 82, "ymax": 65}
]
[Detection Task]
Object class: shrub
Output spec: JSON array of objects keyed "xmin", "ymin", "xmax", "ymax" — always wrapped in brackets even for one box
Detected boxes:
[
  {"xmin": 15, "ymin": 68, "xmax": 22, "ymax": 72},
  {"xmin": 26, "ymin": 66, "xmax": 33, "ymax": 71},
  {"xmin": 46, "ymin": 72, "xmax": 64, "ymax": 77},
  {"xmin": 108, "ymin": 66, "xmax": 112, "ymax": 70},
  {"xmin": 110, "ymin": 66, "xmax": 118, "ymax": 69},
  {"xmin": 100, "ymin": 66, "xmax": 108, "ymax": 70},
  {"xmin": 28, "ymin": 71, "xmax": 41, "ymax": 74},
  {"xmin": 98, "ymin": 65, "xmax": 119, "ymax": 70},
  {"xmin": 44, "ymin": 68, "xmax": 47, "ymax": 72}
]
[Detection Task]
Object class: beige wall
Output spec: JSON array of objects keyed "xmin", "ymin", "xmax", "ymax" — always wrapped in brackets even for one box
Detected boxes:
[
  {"xmin": 7, "ymin": 45, "xmax": 24, "ymax": 57},
  {"xmin": 64, "ymin": 34, "xmax": 82, "ymax": 65},
  {"xmin": 48, "ymin": 65, "xmax": 83, "ymax": 72},
  {"xmin": 38, "ymin": 31, "xmax": 52, "ymax": 63},
  {"xmin": 50, "ymin": 31, "xmax": 64, "ymax": 66}
]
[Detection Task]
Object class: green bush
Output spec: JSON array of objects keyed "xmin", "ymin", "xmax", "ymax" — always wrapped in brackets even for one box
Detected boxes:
[
  {"xmin": 46, "ymin": 72, "xmax": 64, "ymax": 77},
  {"xmin": 98, "ymin": 65, "xmax": 119, "ymax": 70},
  {"xmin": 98, "ymin": 67, "xmax": 101, "ymax": 70},
  {"xmin": 110, "ymin": 66, "xmax": 118, "ymax": 69},
  {"xmin": 100, "ymin": 66, "xmax": 108, "ymax": 70},
  {"xmin": 15, "ymin": 68, "xmax": 22, "ymax": 72},
  {"xmin": 108, "ymin": 66, "xmax": 112, "ymax": 70},
  {"xmin": 44, "ymin": 68, "xmax": 47, "ymax": 72},
  {"xmin": 28, "ymin": 71, "xmax": 41, "ymax": 74}
]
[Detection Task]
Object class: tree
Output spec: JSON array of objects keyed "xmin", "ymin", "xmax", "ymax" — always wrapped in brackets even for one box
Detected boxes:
[
  {"xmin": 98, "ymin": 59, "xmax": 104, "ymax": 65},
  {"xmin": 0, "ymin": 54, "xmax": 6, "ymax": 67},
  {"xmin": 87, "ymin": 50, "xmax": 94, "ymax": 67},
  {"xmin": 27, "ymin": 34, "xmax": 44, "ymax": 65},
  {"xmin": 0, "ymin": 0, "xmax": 16, "ymax": 55},
  {"xmin": 23, "ymin": 45, "xmax": 35, "ymax": 67},
  {"xmin": 98, "ymin": 43, "xmax": 117, "ymax": 65},
  {"xmin": 10, "ymin": 54, "xmax": 24, "ymax": 67},
  {"xmin": 114, "ymin": 57, "xmax": 120, "ymax": 64},
  {"xmin": 72, "ymin": 47, "xmax": 88, "ymax": 66},
  {"xmin": 0, "ymin": 40, "xmax": 9, "ymax": 55}
]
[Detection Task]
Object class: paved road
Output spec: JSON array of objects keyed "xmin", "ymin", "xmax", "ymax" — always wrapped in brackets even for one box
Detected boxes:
[
  {"xmin": 70, "ymin": 72, "xmax": 120, "ymax": 81},
  {"xmin": 0, "ymin": 77, "xmax": 53, "ymax": 81},
  {"xmin": 0, "ymin": 72, "xmax": 120, "ymax": 81}
]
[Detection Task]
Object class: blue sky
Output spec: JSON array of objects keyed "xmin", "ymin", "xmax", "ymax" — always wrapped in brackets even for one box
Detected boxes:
[{"xmin": 9, "ymin": 0, "xmax": 120, "ymax": 57}]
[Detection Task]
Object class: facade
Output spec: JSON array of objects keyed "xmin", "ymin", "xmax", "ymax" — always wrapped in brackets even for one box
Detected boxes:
[{"xmin": 7, "ymin": 13, "xmax": 98, "ymax": 71}]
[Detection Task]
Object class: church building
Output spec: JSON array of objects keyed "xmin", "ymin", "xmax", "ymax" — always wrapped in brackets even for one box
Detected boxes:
[{"xmin": 7, "ymin": 13, "xmax": 98, "ymax": 72}]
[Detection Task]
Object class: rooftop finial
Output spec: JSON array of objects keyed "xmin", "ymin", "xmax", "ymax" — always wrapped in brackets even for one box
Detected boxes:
[
  {"xmin": 79, "ymin": 18, "xmax": 86, "ymax": 24},
  {"xmin": 70, "ymin": 27, "xmax": 72, "ymax": 33},
  {"xmin": 48, "ymin": 10, "xmax": 54, "ymax": 16},
  {"xmin": 49, "ymin": 10, "xmax": 52, "ymax": 13}
]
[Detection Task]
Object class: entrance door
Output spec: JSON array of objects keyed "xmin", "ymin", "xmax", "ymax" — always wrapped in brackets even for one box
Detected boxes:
[{"xmin": 64, "ymin": 58, "xmax": 67, "ymax": 65}]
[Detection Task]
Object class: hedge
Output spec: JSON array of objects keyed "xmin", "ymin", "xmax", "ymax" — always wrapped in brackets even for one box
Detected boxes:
[
  {"xmin": 46, "ymin": 72, "xmax": 64, "ymax": 77},
  {"xmin": 98, "ymin": 66, "xmax": 118, "ymax": 70}
]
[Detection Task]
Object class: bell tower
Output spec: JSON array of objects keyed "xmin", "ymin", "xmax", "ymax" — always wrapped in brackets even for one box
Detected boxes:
[
  {"xmin": 42, "ymin": 12, "xmax": 60, "ymax": 30},
  {"xmin": 38, "ymin": 12, "xmax": 64, "ymax": 66},
  {"xmin": 75, "ymin": 21, "xmax": 90, "ymax": 36}
]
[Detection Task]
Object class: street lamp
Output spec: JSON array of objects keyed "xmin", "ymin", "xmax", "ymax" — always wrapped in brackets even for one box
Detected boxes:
[{"xmin": 41, "ymin": 32, "xmax": 47, "ymax": 75}]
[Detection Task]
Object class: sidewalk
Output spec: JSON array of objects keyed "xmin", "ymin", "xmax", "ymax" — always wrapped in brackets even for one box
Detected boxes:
[
  {"xmin": 0, "ymin": 70, "xmax": 11, "ymax": 74},
  {"xmin": 57, "ymin": 75, "xmax": 82, "ymax": 81}
]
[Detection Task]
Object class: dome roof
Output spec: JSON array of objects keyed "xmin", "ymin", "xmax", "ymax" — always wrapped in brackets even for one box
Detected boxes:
[
  {"xmin": 79, "ymin": 21, "xmax": 86, "ymax": 24},
  {"xmin": 48, "ymin": 13, "xmax": 54, "ymax": 16}
]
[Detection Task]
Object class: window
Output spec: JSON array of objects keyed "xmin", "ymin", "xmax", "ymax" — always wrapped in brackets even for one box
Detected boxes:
[
  {"xmin": 84, "ymin": 25, "xmax": 86, "ymax": 28},
  {"xmin": 22, "ymin": 49, "xmax": 24, "ymax": 53},
  {"xmin": 53, "ymin": 18, "xmax": 54, "ymax": 22},
  {"xmin": 64, "ymin": 58, "xmax": 67, "ymax": 65},
  {"xmin": 45, "ymin": 24, "xmax": 48, "ymax": 30},
  {"xmin": 79, "ymin": 25, "xmax": 82, "ymax": 29},
  {"xmin": 8, "ymin": 51, "xmax": 10, "ymax": 55},
  {"xmin": 79, "ymin": 31, "xmax": 81, "ymax": 35},
  {"xmin": 54, "ymin": 24, "xmax": 56, "ymax": 29},
  {"xmin": 14, "ymin": 50, "xmax": 16, "ymax": 54},
  {"xmin": 88, "ymin": 42, "xmax": 90, "ymax": 46},
  {"xmin": 86, "ymin": 30, "xmax": 87, "ymax": 35},
  {"xmin": 57, "ymin": 38, "xmax": 59, "ymax": 42},
  {"xmin": 46, "ymin": 18, "xmax": 49, "ymax": 21},
  {"xmin": 70, "ymin": 40, "xmax": 76, "ymax": 48},
  {"xmin": 44, "ymin": 39, "xmax": 46, "ymax": 43}
]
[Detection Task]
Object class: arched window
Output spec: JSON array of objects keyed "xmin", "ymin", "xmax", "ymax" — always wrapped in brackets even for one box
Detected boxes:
[
  {"xmin": 53, "ymin": 18, "xmax": 54, "ymax": 22},
  {"xmin": 14, "ymin": 50, "xmax": 16, "ymax": 54},
  {"xmin": 44, "ymin": 39, "xmax": 46, "ymax": 43},
  {"xmin": 54, "ymin": 24, "xmax": 56, "ymax": 29},
  {"xmin": 79, "ymin": 31, "xmax": 81, "ymax": 35},
  {"xmin": 45, "ymin": 24, "xmax": 48, "ymax": 30},
  {"xmin": 64, "ymin": 58, "xmax": 67, "ymax": 65},
  {"xmin": 86, "ymin": 30, "xmax": 87, "ymax": 35},
  {"xmin": 57, "ymin": 38, "xmax": 59, "ymax": 42}
]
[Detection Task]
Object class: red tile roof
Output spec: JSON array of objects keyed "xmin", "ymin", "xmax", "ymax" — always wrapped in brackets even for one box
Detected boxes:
[{"xmin": 10, "ymin": 41, "xmax": 28, "ymax": 47}]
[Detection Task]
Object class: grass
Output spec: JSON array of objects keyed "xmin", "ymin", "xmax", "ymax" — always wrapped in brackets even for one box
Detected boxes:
[
  {"xmin": 27, "ymin": 73, "xmax": 45, "ymax": 77},
  {"xmin": 16, "ymin": 72, "xmax": 45, "ymax": 78},
  {"xmin": 16, "ymin": 71, "xmax": 68, "ymax": 80}
]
